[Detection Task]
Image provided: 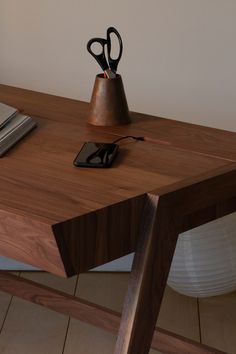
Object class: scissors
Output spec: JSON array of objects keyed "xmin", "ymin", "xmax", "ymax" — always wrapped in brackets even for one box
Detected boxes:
[
  {"xmin": 87, "ymin": 27, "xmax": 123, "ymax": 79},
  {"xmin": 86, "ymin": 144, "xmax": 112, "ymax": 166}
]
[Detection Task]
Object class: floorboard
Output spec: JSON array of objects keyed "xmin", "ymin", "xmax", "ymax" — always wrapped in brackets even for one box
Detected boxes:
[
  {"xmin": 199, "ymin": 291, "xmax": 236, "ymax": 354},
  {"xmin": 149, "ymin": 286, "xmax": 200, "ymax": 354},
  {"xmin": 0, "ymin": 272, "xmax": 77, "ymax": 354},
  {"xmin": 0, "ymin": 292, "xmax": 13, "ymax": 332},
  {"xmin": 0, "ymin": 272, "xmax": 234, "ymax": 354},
  {"xmin": 64, "ymin": 273, "xmax": 128, "ymax": 354},
  {"xmin": 64, "ymin": 273, "xmax": 200, "ymax": 354},
  {"xmin": 0, "ymin": 273, "xmax": 19, "ymax": 334}
]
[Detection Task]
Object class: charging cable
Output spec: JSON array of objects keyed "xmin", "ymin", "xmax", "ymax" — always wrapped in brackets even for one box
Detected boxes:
[{"xmin": 112, "ymin": 135, "xmax": 145, "ymax": 144}]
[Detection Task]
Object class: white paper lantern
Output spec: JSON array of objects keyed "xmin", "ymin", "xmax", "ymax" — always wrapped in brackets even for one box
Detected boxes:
[{"xmin": 168, "ymin": 212, "xmax": 236, "ymax": 297}]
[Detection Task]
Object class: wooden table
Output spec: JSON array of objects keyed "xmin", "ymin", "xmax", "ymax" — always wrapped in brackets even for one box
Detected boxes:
[{"xmin": 0, "ymin": 84, "xmax": 235, "ymax": 354}]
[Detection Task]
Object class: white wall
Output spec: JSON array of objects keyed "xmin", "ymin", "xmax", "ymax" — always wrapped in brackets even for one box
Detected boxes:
[
  {"xmin": 1, "ymin": 0, "xmax": 236, "ymax": 131},
  {"xmin": 1, "ymin": 0, "xmax": 236, "ymax": 270}
]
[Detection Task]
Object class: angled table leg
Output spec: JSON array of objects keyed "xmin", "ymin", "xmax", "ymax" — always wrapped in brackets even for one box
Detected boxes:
[{"xmin": 114, "ymin": 193, "xmax": 179, "ymax": 354}]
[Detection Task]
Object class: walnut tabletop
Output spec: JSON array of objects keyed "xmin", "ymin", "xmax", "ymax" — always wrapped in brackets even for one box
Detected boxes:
[{"xmin": 0, "ymin": 84, "xmax": 235, "ymax": 354}]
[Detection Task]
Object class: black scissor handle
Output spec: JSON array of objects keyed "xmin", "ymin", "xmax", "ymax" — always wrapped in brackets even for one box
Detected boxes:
[
  {"xmin": 87, "ymin": 37, "xmax": 109, "ymax": 71},
  {"xmin": 86, "ymin": 146, "xmax": 109, "ymax": 165},
  {"xmin": 107, "ymin": 27, "xmax": 123, "ymax": 72}
]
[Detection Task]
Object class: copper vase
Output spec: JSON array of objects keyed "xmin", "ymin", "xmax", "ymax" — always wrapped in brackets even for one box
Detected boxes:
[{"xmin": 87, "ymin": 74, "xmax": 131, "ymax": 126}]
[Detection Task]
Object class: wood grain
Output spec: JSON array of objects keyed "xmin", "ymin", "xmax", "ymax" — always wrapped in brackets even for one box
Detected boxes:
[
  {"xmin": 1, "ymin": 85, "xmax": 236, "ymax": 162},
  {"xmin": 87, "ymin": 74, "xmax": 131, "ymax": 126},
  {"xmin": 65, "ymin": 274, "xmax": 201, "ymax": 354},
  {"xmin": 114, "ymin": 193, "xmax": 179, "ymax": 354},
  {"xmin": 0, "ymin": 272, "xmax": 226, "ymax": 354},
  {"xmin": 0, "ymin": 84, "xmax": 234, "ymax": 277},
  {"xmin": 64, "ymin": 273, "xmax": 129, "ymax": 354},
  {"xmin": 156, "ymin": 163, "xmax": 236, "ymax": 233},
  {"xmin": 0, "ymin": 85, "xmax": 236, "ymax": 353},
  {"xmin": 0, "ymin": 272, "xmax": 77, "ymax": 354},
  {"xmin": 0, "ymin": 208, "xmax": 66, "ymax": 276},
  {"xmin": 91, "ymin": 110, "xmax": 236, "ymax": 162},
  {"xmin": 52, "ymin": 194, "xmax": 146, "ymax": 276}
]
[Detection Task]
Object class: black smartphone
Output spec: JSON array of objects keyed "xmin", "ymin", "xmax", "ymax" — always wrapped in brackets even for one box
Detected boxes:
[{"xmin": 73, "ymin": 142, "xmax": 119, "ymax": 168}]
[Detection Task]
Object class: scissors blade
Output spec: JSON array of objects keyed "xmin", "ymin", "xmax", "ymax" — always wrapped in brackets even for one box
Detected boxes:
[{"xmin": 104, "ymin": 69, "xmax": 116, "ymax": 78}]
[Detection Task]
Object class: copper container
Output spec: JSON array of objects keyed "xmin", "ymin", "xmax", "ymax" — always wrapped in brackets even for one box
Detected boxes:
[{"xmin": 87, "ymin": 74, "xmax": 131, "ymax": 126}]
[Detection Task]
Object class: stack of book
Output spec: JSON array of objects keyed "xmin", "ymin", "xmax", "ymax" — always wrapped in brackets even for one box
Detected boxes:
[{"xmin": 0, "ymin": 102, "xmax": 37, "ymax": 157}]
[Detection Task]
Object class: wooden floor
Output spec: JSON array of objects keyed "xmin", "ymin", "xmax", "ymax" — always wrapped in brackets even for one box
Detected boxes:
[{"xmin": 0, "ymin": 272, "xmax": 235, "ymax": 354}]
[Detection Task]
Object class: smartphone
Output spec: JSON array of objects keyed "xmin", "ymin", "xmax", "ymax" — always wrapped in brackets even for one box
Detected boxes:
[{"xmin": 73, "ymin": 142, "xmax": 119, "ymax": 168}]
